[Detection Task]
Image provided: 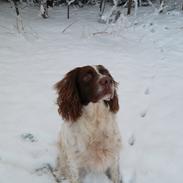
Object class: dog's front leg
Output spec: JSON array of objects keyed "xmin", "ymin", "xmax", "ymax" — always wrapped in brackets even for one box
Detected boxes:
[
  {"xmin": 67, "ymin": 151, "xmax": 80, "ymax": 183},
  {"xmin": 106, "ymin": 156, "xmax": 122, "ymax": 183},
  {"xmin": 56, "ymin": 149, "xmax": 80, "ymax": 183}
]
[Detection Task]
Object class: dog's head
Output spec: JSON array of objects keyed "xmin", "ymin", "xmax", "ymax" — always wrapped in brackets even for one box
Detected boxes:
[{"xmin": 54, "ymin": 65, "xmax": 119, "ymax": 122}]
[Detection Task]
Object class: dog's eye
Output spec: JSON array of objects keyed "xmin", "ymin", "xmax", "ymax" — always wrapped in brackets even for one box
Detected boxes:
[
  {"xmin": 82, "ymin": 73, "xmax": 93, "ymax": 82},
  {"xmin": 99, "ymin": 68, "xmax": 109, "ymax": 75}
]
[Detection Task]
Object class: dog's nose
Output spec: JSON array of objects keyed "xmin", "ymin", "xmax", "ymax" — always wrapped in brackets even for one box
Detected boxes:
[{"xmin": 99, "ymin": 76, "xmax": 112, "ymax": 86}]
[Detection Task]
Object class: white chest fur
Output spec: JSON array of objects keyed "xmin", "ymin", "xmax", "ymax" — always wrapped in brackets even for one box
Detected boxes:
[{"xmin": 59, "ymin": 101, "xmax": 122, "ymax": 172}]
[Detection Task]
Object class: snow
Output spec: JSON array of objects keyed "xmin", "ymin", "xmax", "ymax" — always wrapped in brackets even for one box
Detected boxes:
[{"xmin": 0, "ymin": 2, "xmax": 183, "ymax": 183}]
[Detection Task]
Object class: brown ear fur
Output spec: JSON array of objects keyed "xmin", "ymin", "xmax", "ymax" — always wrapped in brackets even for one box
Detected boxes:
[
  {"xmin": 105, "ymin": 90, "xmax": 119, "ymax": 113},
  {"xmin": 54, "ymin": 68, "xmax": 82, "ymax": 122}
]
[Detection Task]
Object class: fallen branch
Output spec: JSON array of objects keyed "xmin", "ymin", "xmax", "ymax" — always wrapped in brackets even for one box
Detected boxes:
[
  {"xmin": 62, "ymin": 21, "xmax": 77, "ymax": 33},
  {"xmin": 35, "ymin": 163, "xmax": 62, "ymax": 183},
  {"xmin": 92, "ymin": 31, "xmax": 110, "ymax": 36},
  {"xmin": 46, "ymin": 164, "xmax": 61, "ymax": 183}
]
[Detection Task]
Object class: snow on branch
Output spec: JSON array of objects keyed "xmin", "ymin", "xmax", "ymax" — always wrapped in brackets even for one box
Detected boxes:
[{"xmin": 9, "ymin": 0, "xmax": 24, "ymax": 32}]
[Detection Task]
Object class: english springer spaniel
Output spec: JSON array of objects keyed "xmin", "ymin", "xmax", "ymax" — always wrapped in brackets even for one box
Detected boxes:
[{"xmin": 54, "ymin": 65, "xmax": 122, "ymax": 183}]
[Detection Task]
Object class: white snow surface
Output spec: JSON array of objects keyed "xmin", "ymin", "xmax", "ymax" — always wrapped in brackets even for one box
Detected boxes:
[{"xmin": 0, "ymin": 2, "xmax": 183, "ymax": 183}]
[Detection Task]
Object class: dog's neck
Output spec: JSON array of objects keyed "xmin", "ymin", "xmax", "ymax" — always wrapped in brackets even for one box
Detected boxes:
[
  {"xmin": 83, "ymin": 101, "xmax": 110, "ymax": 120},
  {"xmin": 68, "ymin": 101, "xmax": 115, "ymax": 135}
]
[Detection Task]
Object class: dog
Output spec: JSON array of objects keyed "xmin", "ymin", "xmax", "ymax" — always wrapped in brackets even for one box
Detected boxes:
[{"xmin": 54, "ymin": 65, "xmax": 122, "ymax": 183}]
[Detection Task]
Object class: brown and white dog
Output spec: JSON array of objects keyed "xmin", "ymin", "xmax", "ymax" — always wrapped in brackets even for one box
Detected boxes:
[{"xmin": 54, "ymin": 65, "xmax": 122, "ymax": 183}]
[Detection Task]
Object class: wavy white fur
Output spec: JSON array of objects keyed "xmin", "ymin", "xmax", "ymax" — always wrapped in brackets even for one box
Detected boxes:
[{"xmin": 56, "ymin": 101, "xmax": 122, "ymax": 183}]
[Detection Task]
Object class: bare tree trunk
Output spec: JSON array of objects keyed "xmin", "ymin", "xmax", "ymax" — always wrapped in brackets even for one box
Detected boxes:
[
  {"xmin": 10, "ymin": 0, "xmax": 24, "ymax": 32},
  {"xmin": 67, "ymin": 4, "xmax": 70, "ymax": 19},
  {"xmin": 12, "ymin": 0, "xmax": 20, "ymax": 16},
  {"xmin": 137, "ymin": 0, "xmax": 141, "ymax": 7},
  {"xmin": 127, "ymin": 0, "xmax": 132, "ymax": 15},
  {"xmin": 159, "ymin": 0, "xmax": 164, "ymax": 13},
  {"xmin": 40, "ymin": 0, "xmax": 48, "ymax": 18},
  {"xmin": 134, "ymin": 0, "xmax": 138, "ymax": 16},
  {"xmin": 66, "ymin": 0, "xmax": 76, "ymax": 19}
]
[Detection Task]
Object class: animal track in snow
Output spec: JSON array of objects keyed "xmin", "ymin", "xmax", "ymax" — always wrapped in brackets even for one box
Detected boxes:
[
  {"xmin": 140, "ymin": 109, "xmax": 147, "ymax": 118},
  {"xmin": 35, "ymin": 164, "xmax": 50, "ymax": 176},
  {"xmin": 21, "ymin": 133, "xmax": 38, "ymax": 143},
  {"xmin": 128, "ymin": 134, "xmax": 136, "ymax": 146},
  {"xmin": 144, "ymin": 88, "xmax": 150, "ymax": 95},
  {"xmin": 141, "ymin": 87, "xmax": 150, "ymax": 118}
]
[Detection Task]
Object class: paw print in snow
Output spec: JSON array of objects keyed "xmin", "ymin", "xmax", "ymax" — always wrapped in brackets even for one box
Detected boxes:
[
  {"xmin": 128, "ymin": 134, "xmax": 136, "ymax": 146},
  {"xmin": 21, "ymin": 133, "xmax": 38, "ymax": 143}
]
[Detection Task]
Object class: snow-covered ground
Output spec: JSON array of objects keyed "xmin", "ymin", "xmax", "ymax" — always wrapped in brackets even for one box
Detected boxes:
[{"xmin": 0, "ymin": 2, "xmax": 183, "ymax": 183}]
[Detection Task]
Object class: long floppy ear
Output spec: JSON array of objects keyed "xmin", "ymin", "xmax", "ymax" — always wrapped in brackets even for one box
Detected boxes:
[
  {"xmin": 54, "ymin": 68, "xmax": 82, "ymax": 122},
  {"xmin": 107, "ymin": 90, "xmax": 119, "ymax": 113},
  {"xmin": 104, "ymin": 77, "xmax": 119, "ymax": 113}
]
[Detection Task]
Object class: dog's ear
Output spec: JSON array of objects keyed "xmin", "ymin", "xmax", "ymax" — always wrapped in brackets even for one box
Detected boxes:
[
  {"xmin": 54, "ymin": 68, "xmax": 82, "ymax": 122},
  {"xmin": 106, "ymin": 90, "xmax": 119, "ymax": 113},
  {"xmin": 104, "ymin": 74, "xmax": 119, "ymax": 113}
]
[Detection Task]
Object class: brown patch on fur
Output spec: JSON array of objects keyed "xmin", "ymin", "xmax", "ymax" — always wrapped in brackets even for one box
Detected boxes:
[{"xmin": 85, "ymin": 140, "xmax": 113, "ymax": 171}]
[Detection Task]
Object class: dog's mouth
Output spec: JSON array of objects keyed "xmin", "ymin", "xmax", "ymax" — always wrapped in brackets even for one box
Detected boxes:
[
  {"xmin": 93, "ymin": 84, "xmax": 114, "ymax": 102},
  {"xmin": 102, "ymin": 93, "xmax": 114, "ymax": 101}
]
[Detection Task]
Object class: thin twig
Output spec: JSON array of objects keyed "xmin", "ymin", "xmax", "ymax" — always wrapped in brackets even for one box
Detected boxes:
[
  {"xmin": 62, "ymin": 21, "xmax": 77, "ymax": 33},
  {"xmin": 46, "ymin": 163, "xmax": 61, "ymax": 183},
  {"xmin": 92, "ymin": 31, "xmax": 110, "ymax": 36}
]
